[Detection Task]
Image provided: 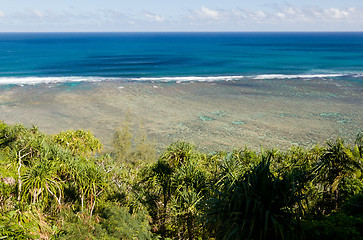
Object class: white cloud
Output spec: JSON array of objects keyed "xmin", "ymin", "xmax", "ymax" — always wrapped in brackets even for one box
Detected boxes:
[
  {"xmin": 144, "ymin": 12, "xmax": 164, "ymax": 22},
  {"xmin": 285, "ymin": 7, "xmax": 296, "ymax": 15},
  {"xmin": 0, "ymin": 5, "xmax": 362, "ymax": 31},
  {"xmin": 251, "ymin": 10, "xmax": 267, "ymax": 21},
  {"xmin": 189, "ymin": 7, "xmax": 269, "ymax": 24},
  {"xmin": 324, "ymin": 8, "xmax": 349, "ymax": 19},
  {"xmin": 184, "ymin": 5, "xmax": 363, "ymax": 30},
  {"xmin": 31, "ymin": 9, "xmax": 44, "ymax": 18},
  {"xmin": 277, "ymin": 12, "xmax": 286, "ymax": 19},
  {"xmin": 196, "ymin": 6, "xmax": 221, "ymax": 20},
  {"xmin": 274, "ymin": 5, "xmax": 363, "ymax": 22},
  {"xmin": 0, "ymin": 9, "xmax": 143, "ymax": 29}
]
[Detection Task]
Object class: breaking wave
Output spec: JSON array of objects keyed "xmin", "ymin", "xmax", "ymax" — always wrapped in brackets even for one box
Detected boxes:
[{"xmin": 0, "ymin": 73, "xmax": 360, "ymax": 85}]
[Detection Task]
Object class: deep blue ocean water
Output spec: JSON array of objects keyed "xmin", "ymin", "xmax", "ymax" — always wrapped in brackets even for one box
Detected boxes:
[{"xmin": 0, "ymin": 32, "xmax": 363, "ymax": 84}]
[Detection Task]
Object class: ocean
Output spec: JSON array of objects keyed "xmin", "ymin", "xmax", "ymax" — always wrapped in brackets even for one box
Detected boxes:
[
  {"xmin": 1, "ymin": 32, "xmax": 363, "ymax": 84},
  {"xmin": 0, "ymin": 32, "xmax": 362, "ymax": 151}
]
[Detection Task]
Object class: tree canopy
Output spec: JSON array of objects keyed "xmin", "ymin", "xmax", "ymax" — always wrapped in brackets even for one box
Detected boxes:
[{"xmin": 0, "ymin": 120, "xmax": 362, "ymax": 239}]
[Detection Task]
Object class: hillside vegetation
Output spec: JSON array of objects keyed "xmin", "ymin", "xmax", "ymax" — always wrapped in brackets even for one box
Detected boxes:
[{"xmin": 0, "ymin": 120, "xmax": 362, "ymax": 239}]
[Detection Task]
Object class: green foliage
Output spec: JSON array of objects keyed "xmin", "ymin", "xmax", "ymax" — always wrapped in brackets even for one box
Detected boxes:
[
  {"xmin": 21, "ymin": 159, "xmax": 63, "ymax": 206},
  {"xmin": 113, "ymin": 117, "xmax": 156, "ymax": 165},
  {"xmin": 101, "ymin": 206, "xmax": 152, "ymax": 240},
  {"xmin": 0, "ymin": 207, "xmax": 43, "ymax": 239},
  {"xmin": 170, "ymin": 156, "xmax": 210, "ymax": 239},
  {"xmin": 0, "ymin": 122, "xmax": 112, "ymax": 238},
  {"xmin": 206, "ymin": 152, "xmax": 306, "ymax": 240},
  {"xmin": 0, "ymin": 121, "xmax": 29, "ymax": 149},
  {"xmin": 313, "ymin": 138, "xmax": 363, "ymax": 213},
  {"xmin": 0, "ymin": 153, "xmax": 17, "ymax": 213},
  {"xmin": 302, "ymin": 212, "xmax": 363, "ymax": 240},
  {"xmin": 56, "ymin": 211, "xmax": 110, "ymax": 240},
  {"xmin": 0, "ymin": 214, "xmax": 37, "ymax": 239},
  {"xmin": 160, "ymin": 141, "xmax": 196, "ymax": 169},
  {"xmin": 53, "ymin": 130, "xmax": 102, "ymax": 156},
  {"xmin": 57, "ymin": 207, "xmax": 152, "ymax": 240},
  {"xmin": 1, "ymin": 120, "xmax": 363, "ymax": 239},
  {"xmin": 338, "ymin": 177, "xmax": 363, "ymax": 203},
  {"xmin": 139, "ymin": 141, "xmax": 209, "ymax": 239},
  {"xmin": 319, "ymin": 139, "xmax": 361, "ymax": 191},
  {"xmin": 270, "ymin": 146, "xmax": 320, "ymax": 175},
  {"xmin": 113, "ymin": 120, "xmax": 132, "ymax": 163}
]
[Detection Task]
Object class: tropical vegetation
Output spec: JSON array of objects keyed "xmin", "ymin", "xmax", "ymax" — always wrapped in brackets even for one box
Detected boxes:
[{"xmin": 0, "ymin": 120, "xmax": 362, "ymax": 239}]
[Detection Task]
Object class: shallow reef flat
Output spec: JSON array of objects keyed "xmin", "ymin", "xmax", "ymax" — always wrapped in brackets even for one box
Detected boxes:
[{"xmin": 0, "ymin": 78, "xmax": 362, "ymax": 152}]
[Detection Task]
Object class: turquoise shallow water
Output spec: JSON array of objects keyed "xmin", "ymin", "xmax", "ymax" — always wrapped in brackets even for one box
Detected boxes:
[
  {"xmin": 0, "ymin": 78, "xmax": 362, "ymax": 152},
  {"xmin": 0, "ymin": 32, "xmax": 363, "ymax": 84}
]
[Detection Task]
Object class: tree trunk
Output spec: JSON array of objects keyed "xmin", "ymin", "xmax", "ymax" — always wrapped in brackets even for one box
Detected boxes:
[
  {"xmin": 81, "ymin": 189, "xmax": 84, "ymax": 212},
  {"xmin": 17, "ymin": 156, "xmax": 22, "ymax": 202},
  {"xmin": 187, "ymin": 215, "xmax": 194, "ymax": 240},
  {"xmin": 334, "ymin": 189, "xmax": 339, "ymax": 210}
]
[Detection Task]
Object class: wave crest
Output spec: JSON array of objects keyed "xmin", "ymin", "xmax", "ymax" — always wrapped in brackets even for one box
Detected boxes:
[{"xmin": 0, "ymin": 73, "xmax": 359, "ymax": 85}]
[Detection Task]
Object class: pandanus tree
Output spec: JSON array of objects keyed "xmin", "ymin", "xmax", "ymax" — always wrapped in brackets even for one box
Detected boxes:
[
  {"xmin": 80, "ymin": 163, "xmax": 107, "ymax": 217},
  {"xmin": 314, "ymin": 138, "xmax": 363, "ymax": 212},
  {"xmin": 0, "ymin": 122, "xmax": 57, "ymax": 206},
  {"xmin": 63, "ymin": 156, "xmax": 107, "ymax": 217},
  {"xmin": 207, "ymin": 152, "xmax": 307, "ymax": 240},
  {"xmin": 141, "ymin": 142, "xmax": 193, "ymax": 236},
  {"xmin": 140, "ymin": 141, "xmax": 208, "ymax": 238},
  {"xmin": 21, "ymin": 159, "xmax": 62, "ymax": 206},
  {"xmin": 20, "ymin": 141, "xmax": 72, "ymax": 208},
  {"xmin": 170, "ymin": 153, "xmax": 210, "ymax": 239}
]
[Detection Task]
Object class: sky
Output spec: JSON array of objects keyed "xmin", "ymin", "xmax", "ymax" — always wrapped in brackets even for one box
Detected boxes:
[{"xmin": 0, "ymin": 0, "xmax": 362, "ymax": 32}]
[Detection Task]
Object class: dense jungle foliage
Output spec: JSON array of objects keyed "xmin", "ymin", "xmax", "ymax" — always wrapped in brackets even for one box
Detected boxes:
[{"xmin": 0, "ymin": 120, "xmax": 362, "ymax": 239}]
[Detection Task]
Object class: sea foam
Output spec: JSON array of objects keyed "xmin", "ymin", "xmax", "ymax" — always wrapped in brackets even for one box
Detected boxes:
[
  {"xmin": 0, "ymin": 76, "xmax": 104, "ymax": 85},
  {"xmin": 0, "ymin": 73, "xmax": 358, "ymax": 85},
  {"xmin": 252, "ymin": 74, "xmax": 346, "ymax": 80}
]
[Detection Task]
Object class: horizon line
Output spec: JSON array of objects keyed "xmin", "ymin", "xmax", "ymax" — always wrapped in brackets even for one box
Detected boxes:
[{"xmin": 0, "ymin": 30, "xmax": 363, "ymax": 33}]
